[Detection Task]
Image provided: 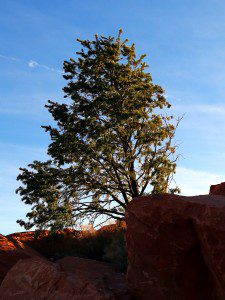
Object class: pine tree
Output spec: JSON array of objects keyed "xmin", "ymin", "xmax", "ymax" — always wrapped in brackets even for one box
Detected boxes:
[{"xmin": 17, "ymin": 30, "xmax": 180, "ymax": 231}]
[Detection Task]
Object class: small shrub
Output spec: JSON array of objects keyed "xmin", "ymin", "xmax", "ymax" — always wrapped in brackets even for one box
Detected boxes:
[
  {"xmin": 24, "ymin": 223, "xmax": 127, "ymax": 272},
  {"xmin": 103, "ymin": 232, "xmax": 127, "ymax": 272}
]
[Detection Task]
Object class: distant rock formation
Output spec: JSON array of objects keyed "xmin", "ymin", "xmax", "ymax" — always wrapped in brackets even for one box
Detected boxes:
[
  {"xmin": 126, "ymin": 193, "xmax": 225, "ymax": 300},
  {"xmin": 210, "ymin": 182, "xmax": 225, "ymax": 196}
]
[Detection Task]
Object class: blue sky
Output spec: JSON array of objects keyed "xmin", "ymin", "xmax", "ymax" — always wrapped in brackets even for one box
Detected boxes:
[{"xmin": 1, "ymin": 0, "xmax": 225, "ymax": 234}]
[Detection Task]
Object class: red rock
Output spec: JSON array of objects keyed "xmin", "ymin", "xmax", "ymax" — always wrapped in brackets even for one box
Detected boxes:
[
  {"xmin": 6, "ymin": 229, "xmax": 78, "ymax": 259},
  {"xmin": 7, "ymin": 228, "xmax": 76, "ymax": 245},
  {"xmin": 126, "ymin": 193, "xmax": 225, "ymax": 300},
  {"xmin": 0, "ymin": 256, "xmax": 130, "ymax": 299},
  {"xmin": 58, "ymin": 256, "xmax": 130, "ymax": 299},
  {"xmin": 98, "ymin": 221, "xmax": 126, "ymax": 233},
  {"xmin": 96, "ymin": 222, "xmax": 126, "ymax": 240},
  {"xmin": 210, "ymin": 182, "xmax": 225, "ymax": 196},
  {"xmin": 3, "ymin": 225, "xmax": 126, "ymax": 266},
  {"xmin": 0, "ymin": 234, "xmax": 41, "ymax": 284}
]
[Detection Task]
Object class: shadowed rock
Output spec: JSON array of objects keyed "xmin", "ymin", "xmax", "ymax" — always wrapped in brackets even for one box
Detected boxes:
[
  {"xmin": 126, "ymin": 193, "xmax": 225, "ymax": 300},
  {"xmin": 0, "ymin": 256, "xmax": 130, "ymax": 299}
]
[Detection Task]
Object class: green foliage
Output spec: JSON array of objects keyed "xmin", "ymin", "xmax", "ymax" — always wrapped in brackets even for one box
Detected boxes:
[{"xmin": 17, "ymin": 29, "xmax": 180, "ymax": 231}]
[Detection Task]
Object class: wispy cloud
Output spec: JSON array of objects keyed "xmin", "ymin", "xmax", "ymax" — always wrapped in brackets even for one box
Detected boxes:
[
  {"xmin": 0, "ymin": 104, "xmax": 50, "ymax": 117},
  {"xmin": 174, "ymin": 104, "xmax": 225, "ymax": 115},
  {"xmin": 0, "ymin": 54, "xmax": 19, "ymax": 61},
  {"xmin": 0, "ymin": 107, "xmax": 37, "ymax": 115},
  {"xmin": 27, "ymin": 60, "xmax": 62, "ymax": 74},
  {"xmin": 0, "ymin": 141, "xmax": 46, "ymax": 155},
  {"xmin": 0, "ymin": 53, "xmax": 62, "ymax": 74}
]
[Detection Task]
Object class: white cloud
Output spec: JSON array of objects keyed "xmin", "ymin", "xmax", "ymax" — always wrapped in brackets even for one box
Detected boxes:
[
  {"xmin": 174, "ymin": 166, "xmax": 225, "ymax": 196},
  {"xmin": 28, "ymin": 60, "xmax": 39, "ymax": 68},
  {"xmin": 0, "ymin": 143, "xmax": 48, "ymax": 234}
]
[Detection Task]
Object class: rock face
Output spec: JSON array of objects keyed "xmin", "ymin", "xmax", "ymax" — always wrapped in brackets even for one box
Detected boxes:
[
  {"xmin": 0, "ymin": 256, "xmax": 130, "ymax": 299},
  {"xmin": 126, "ymin": 193, "xmax": 225, "ymax": 300},
  {"xmin": 210, "ymin": 182, "xmax": 225, "ymax": 196},
  {"xmin": 0, "ymin": 234, "xmax": 40, "ymax": 284}
]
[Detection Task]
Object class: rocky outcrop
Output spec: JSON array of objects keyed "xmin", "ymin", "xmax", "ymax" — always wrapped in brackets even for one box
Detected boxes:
[
  {"xmin": 0, "ymin": 234, "xmax": 41, "ymax": 284},
  {"xmin": 126, "ymin": 193, "xmax": 225, "ymax": 300},
  {"xmin": 210, "ymin": 182, "xmax": 225, "ymax": 196},
  {"xmin": 6, "ymin": 229, "xmax": 77, "ymax": 260},
  {"xmin": 4, "ymin": 225, "xmax": 127, "ymax": 273},
  {"xmin": 7, "ymin": 228, "xmax": 76, "ymax": 244},
  {"xmin": 0, "ymin": 256, "xmax": 130, "ymax": 299}
]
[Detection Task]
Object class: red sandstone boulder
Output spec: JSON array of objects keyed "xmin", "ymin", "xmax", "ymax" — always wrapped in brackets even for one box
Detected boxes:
[
  {"xmin": 210, "ymin": 182, "xmax": 225, "ymax": 196},
  {"xmin": 0, "ymin": 234, "xmax": 41, "ymax": 284},
  {"xmin": 58, "ymin": 256, "xmax": 130, "ymax": 299},
  {"xmin": 126, "ymin": 193, "xmax": 225, "ymax": 300},
  {"xmin": 0, "ymin": 256, "xmax": 130, "ymax": 299}
]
